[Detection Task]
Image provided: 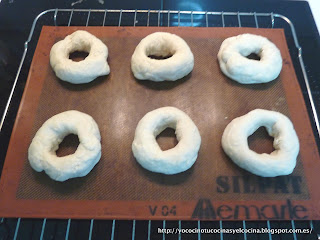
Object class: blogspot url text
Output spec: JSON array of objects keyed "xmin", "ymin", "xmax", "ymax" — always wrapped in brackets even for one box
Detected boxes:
[{"xmin": 158, "ymin": 227, "xmax": 312, "ymax": 235}]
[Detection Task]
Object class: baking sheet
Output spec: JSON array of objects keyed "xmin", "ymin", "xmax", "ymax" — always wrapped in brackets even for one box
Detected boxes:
[{"xmin": 0, "ymin": 26, "xmax": 319, "ymax": 220}]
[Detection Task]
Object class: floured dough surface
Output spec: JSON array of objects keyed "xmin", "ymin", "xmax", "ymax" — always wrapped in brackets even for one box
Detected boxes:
[
  {"xmin": 132, "ymin": 107, "xmax": 201, "ymax": 174},
  {"xmin": 222, "ymin": 109, "xmax": 299, "ymax": 177},
  {"xmin": 217, "ymin": 34, "xmax": 282, "ymax": 84},
  {"xmin": 131, "ymin": 32, "xmax": 194, "ymax": 81},
  {"xmin": 28, "ymin": 110, "xmax": 101, "ymax": 181},
  {"xmin": 50, "ymin": 30, "xmax": 110, "ymax": 84}
]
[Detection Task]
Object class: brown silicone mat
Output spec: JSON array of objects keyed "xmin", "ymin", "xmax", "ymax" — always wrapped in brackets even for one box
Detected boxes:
[{"xmin": 0, "ymin": 26, "xmax": 320, "ymax": 220}]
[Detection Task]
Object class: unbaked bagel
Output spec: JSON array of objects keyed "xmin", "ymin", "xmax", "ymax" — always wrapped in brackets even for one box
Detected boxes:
[
  {"xmin": 221, "ymin": 109, "xmax": 299, "ymax": 177},
  {"xmin": 217, "ymin": 34, "xmax": 282, "ymax": 84},
  {"xmin": 28, "ymin": 110, "xmax": 101, "ymax": 181},
  {"xmin": 132, "ymin": 107, "xmax": 201, "ymax": 174},
  {"xmin": 50, "ymin": 30, "xmax": 110, "ymax": 84},
  {"xmin": 131, "ymin": 32, "xmax": 194, "ymax": 81}
]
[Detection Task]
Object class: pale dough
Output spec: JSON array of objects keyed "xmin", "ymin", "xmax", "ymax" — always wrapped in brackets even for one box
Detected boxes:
[
  {"xmin": 221, "ymin": 109, "xmax": 299, "ymax": 177},
  {"xmin": 132, "ymin": 107, "xmax": 201, "ymax": 174},
  {"xmin": 217, "ymin": 34, "xmax": 282, "ymax": 84},
  {"xmin": 50, "ymin": 30, "xmax": 110, "ymax": 84},
  {"xmin": 28, "ymin": 110, "xmax": 101, "ymax": 181},
  {"xmin": 131, "ymin": 32, "xmax": 194, "ymax": 81}
]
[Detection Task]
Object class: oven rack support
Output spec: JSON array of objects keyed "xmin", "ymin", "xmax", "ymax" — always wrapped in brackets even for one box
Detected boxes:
[{"xmin": 0, "ymin": 8, "xmax": 319, "ymax": 240}]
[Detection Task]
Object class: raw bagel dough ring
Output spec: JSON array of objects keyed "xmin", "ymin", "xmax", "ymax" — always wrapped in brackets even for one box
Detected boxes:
[
  {"xmin": 28, "ymin": 110, "xmax": 101, "ymax": 181},
  {"xmin": 131, "ymin": 32, "xmax": 194, "ymax": 81},
  {"xmin": 217, "ymin": 34, "xmax": 282, "ymax": 84},
  {"xmin": 132, "ymin": 107, "xmax": 201, "ymax": 174},
  {"xmin": 221, "ymin": 109, "xmax": 299, "ymax": 177},
  {"xmin": 50, "ymin": 30, "xmax": 110, "ymax": 84}
]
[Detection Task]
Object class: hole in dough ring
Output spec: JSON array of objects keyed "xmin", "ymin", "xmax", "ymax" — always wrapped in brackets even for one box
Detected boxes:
[
  {"xmin": 50, "ymin": 30, "xmax": 110, "ymax": 84},
  {"xmin": 221, "ymin": 109, "xmax": 299, "ymax": 177},
  {"xmin": 132, "ymin": 107, "xmax": 201, "ymax": 174},
  {"xmin": 28, "ymin": 110, "xmax": 101, "ymax": 182},
  {"xmin": 217, "ymin": 34, "xmax": 282, "ymax": 84},
  {"xmin": 131, "ymin": 32, "xmax": 194, "ymax": 82}
]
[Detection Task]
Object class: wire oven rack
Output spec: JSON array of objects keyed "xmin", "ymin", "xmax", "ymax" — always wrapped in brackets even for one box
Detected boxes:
[{"xmin": 0, "ymin": 9, "xmax": 320, "ymax": 240}]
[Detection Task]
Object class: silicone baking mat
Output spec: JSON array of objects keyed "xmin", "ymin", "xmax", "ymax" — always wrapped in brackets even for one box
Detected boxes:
[{"xmin": 0, "ymin": 26, "xmax": 319, "ymax": 220}]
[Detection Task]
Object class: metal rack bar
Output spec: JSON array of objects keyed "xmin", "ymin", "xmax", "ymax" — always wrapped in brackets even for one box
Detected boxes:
[
  {"xmin": 310, "ymin": 220, "xmax": 320, "ymax": 238},
  {"xmin": 68, "ymin": 9, "xmax": 74, "ymax": 26},
  {"xmin": 9, "ymin": 8, "xmax": 302, "ymax": 20},
  {"xmin": 0, "ymin": 8, "xmax": 319, "ymax": 240},
  {"xmin": 147, "ymin": 220, "xmax": 151, "ymax": 240},
  {"xmin": 88, "ymin": 219, "xmax": 94, "ymax": 240},
  {"xmin": 54, "ymin": 8, "xmax": 58, "ymax": 26},
  {"xmin": 242, "ymin": 220, "xmax": 247, "ymax": 240},
  {"xmin": 65, "ymin": 219, "xmax": 71, "ymax": 240},
  {"xmin": 9, "ymin": 8, "xmax": 296, "ymax": 22},
  {"xmin": 219, "ymin": 220, "xmax": 223, "ymax": 240},
  {"xmin": 25, "ymin": 8, "xmax": 284, "ymax": 15},
  {"xmin": 254, "ymin": 12, "xmax": 259, "ymax": 28},
  {"xmin": 86, "ymin": 9, "xmax": 91, "ymax": 27},
  {"xmin": 103, "ymin": 9, "xmax": 107, "ymax": 26},
  {"xmin": 157, "ymin": 10, "xmax": 161, "ymax": 27},
  {"xmin": 118, "ymin": 9, "xmax": 123, "ymax": 27},
  {"xmin": 40, "ymin": 218, "xmax": 46, "ymax": 240},
  {"xmin": 111, "ymin": 219, "xmax": 115, "ymax": 240},
  {"xmin": 131, "ymin": 220, "xmax": 136, "ymax": 240},
  {"xmin": 13, "ymin": 218, "xmax": 20, "ymax": 240},
  {"xmin": 191, "ymin": 11, "xmax": 194, "ymax": 27},
  {"xmin": 310, "ymin": 220, "xmax": 314, "ymax": 230},
  {"xmin": 221, "ymin": 12, "xmax": 225, "ymax": 27},
  {"xmin": 291, "ymin": 220, "xmax": 297, "ymax": 240},
  {"xmin": 134, "ymin": 9, "xmax": 137, "ymax": 27},
  {"xmin": 162, "ymin": 220, "xmax": 166, "ymax": 240},
  {"xmin": 267, "ymin": 220, "xmax": 272, "ymax": 240},
  {"xmin": 147, "ymin": 9, "xmax": 150, "ymax": 27},
  {"xmin": 237, "ymin": 12, "xmax": 242, "ymax": 27},
  {"xmin": 205, "ymin": 11, "xmax": 208, "ymax": 27},
  {"xmin": 278, "ymin": 14, "xmax": 320, "ymax": 139}
]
